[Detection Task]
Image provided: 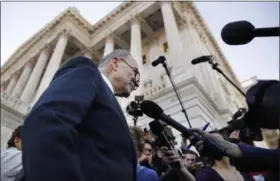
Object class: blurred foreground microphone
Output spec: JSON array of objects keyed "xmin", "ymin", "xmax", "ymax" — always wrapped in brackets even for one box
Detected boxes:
[
  {"xmin": 152, "ymin": 56, "xmax": 166, "ymax": 67},
  {"xmin": 221, "ymin": 20, "xmax": 280, "ymax": 45},
  {"xmin": 191, "ymin": 55, "xmax": 212, "ymax": 65}
]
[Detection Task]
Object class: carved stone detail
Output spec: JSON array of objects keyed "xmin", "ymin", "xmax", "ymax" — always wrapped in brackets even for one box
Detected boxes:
[{"xmin": 129, "ymin": 14, "xmax": 142, "ymax": 25}]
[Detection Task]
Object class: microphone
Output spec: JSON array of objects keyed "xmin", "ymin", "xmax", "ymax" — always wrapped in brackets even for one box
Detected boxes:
[
  {"xmin": 141, "ymin": 100, "xmax": 194, "ymax": 138},
  {"xmin": 152, "ymin": 56, "xmax": 166, "ymax": 67},
  {"xmin": 221, "ymin": 20, "xmax": 280, "ymax": 45},
  {"xmin": 141, "ymin": 100, "xmax": 226, "ymax": 160},
  {"xmin": 191, "ymin": 55, "xmax": 212, "ymax": 65}
]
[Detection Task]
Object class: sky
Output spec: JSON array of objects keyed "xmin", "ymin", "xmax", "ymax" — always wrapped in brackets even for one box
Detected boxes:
[{"xmin": 1, "ymin": 1, "xmax": 279, "ymax": 82}]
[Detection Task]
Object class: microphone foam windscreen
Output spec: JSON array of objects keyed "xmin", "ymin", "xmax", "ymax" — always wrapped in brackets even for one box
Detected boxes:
[
  {"xmin": 140, "ymin": 100, "xmax": 163, "ymax": 119},
  {"xmin": 149, "ymin": 120, "xmax": 164, "ymax": 136},
  {"xmin": 221, "ymin": 20, "xmax": 255, "ymax": 45}
]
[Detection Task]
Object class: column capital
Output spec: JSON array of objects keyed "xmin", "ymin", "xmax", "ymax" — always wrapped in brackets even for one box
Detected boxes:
[
  {"xmin": 105, "ymin": 34, "xmax": 115, "ymax": 43},
  {"xmin": 13, "ymin": 70, "xmax": 21, "ymax": 79},
  {"xmin": 83, "ymin": 48, "xmax": 93, "ymax": 59},
  {"xmin": 24, "ymin": 58, "xmax": 34, "ymax": 68},
  {"xmin": 83, "ymin": 47, "xmax": 93, "ymax": 55},
  {"xmin": 40, "ymin": 44, "xmax": 51, "ymax": 55},
  {"xmin": 58, "ymin": 28, "xmax": 71, "ymax": 39},
  {"xmin": 129, "ymin": 14, "xmax": 143, "ymax": 25},
  {"xmin": 159, "ymin": 1, "xmax": 172, "ymax": 7}
]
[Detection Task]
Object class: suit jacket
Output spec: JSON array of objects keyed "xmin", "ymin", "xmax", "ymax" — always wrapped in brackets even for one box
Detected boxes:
[{"xmin": 22, "ymin": 56, "xmax": 137, "ymax": 181}]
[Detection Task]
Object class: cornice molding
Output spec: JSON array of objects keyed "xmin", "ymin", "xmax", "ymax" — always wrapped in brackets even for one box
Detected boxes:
[
  {"xmin": 1, "ymin": 7, "xmax": 91, "ymax": 74},
  {"xmin": 91, "ymin": 2, "xmax": 133, "ymax": 33}
]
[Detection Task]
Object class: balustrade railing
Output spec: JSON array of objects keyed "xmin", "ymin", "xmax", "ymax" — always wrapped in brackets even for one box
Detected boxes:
[{"xmin": 1, "ymin": 92, "xmax": 30, "ymax": 115}]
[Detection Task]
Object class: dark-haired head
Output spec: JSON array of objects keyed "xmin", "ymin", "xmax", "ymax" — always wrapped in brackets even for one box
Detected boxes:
[
  {"xmin": 183, "ymin": 150, "xmax": 199, "ymax": 167},
  {"xmin": 7, "ymin": 126, "xmax": 22, "ymax": 150}
]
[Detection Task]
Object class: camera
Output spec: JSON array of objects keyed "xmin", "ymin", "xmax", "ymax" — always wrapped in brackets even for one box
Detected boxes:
[{"xmin": 126, "ymin": 95, "xmax": 144, "ymax": 126}]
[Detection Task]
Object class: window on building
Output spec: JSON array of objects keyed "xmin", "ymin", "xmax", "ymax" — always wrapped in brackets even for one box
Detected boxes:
[
  {"xmin": 163, "ymin": 42, "xmax": 169, "ymax": 53},
  {"xmin": 142, "ymin": 54, "xmax": 147, "ymax": 65}
]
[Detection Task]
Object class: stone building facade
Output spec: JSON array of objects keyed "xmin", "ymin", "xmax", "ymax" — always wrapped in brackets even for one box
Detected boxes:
[{"xmin": 1, "ymin": 2, "xmax": 247, "ymax": 149}]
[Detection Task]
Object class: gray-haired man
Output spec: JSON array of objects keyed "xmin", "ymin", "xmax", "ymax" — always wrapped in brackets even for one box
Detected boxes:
[{"xmin": 22, "ymin": 49, "xmax": 139, "ymax": 181}]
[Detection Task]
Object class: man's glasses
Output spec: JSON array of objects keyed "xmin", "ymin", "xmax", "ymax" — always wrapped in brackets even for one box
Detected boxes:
[{"xmin": 119, "ymin": 59, "xmax": 140, "ymax": 88}]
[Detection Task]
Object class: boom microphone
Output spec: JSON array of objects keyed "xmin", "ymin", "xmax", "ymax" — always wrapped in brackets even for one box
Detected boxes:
[
  {"xmin": 221, "ymin": 20, "xmax": 280, "ymax": 45},
  {"xmin": 191, "ymin": 55, "xmax": 212, "ymax": 65},
  {"xmin": 152, "ymin": 56, "xmax": 166, "ymax": 67}
]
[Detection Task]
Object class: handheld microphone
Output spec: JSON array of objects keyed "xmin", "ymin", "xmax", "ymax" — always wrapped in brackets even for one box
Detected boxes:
[
  {"xmin": 141, "ymin": 100, "xmax": 226, "ymax": 160},
  {"xmin": 141, "ymin": 100, "xmax": 194, "ymax": 138},
  {"xmin": 221, "ymin": 20, "xmax": 280, "ymax": 45},
  {"xmin": 152, "ymin": 56, "xmax": 166, "ymax": 67},
  {"xmin": 191, "ymin": 55, "xmax": 212, "ymax": 65}
]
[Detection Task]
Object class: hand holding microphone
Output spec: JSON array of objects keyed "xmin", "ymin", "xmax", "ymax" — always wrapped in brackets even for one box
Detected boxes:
[{"xmin": 190, "ymin": 128, "xmax": 243, "ymax": 159}]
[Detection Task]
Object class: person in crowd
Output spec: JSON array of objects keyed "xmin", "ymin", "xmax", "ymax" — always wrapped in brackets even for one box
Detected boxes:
[
  {"xmin": 159, "ymin": 147, "xmax": 196, "ymax": 181},
  {"xmin": 21, "ymin": 50, "xmax": 139, "ymax": 181},
  {"xmin": 182, "ymin": 150, "xmax": 201, "ymax": 176},
  {"xmin": 183, "ymin": 150, "xmax": 198, "ymax": 168},
  {"xmin": 1, "ymin": 126, "xmax": 23, "ymax": 181},
  {"xmin": 195, "ymin": 131, "xmax": 254, "ymax": 181},
  {"xmin": 152, "ymin": 146, "xmax": 169, "ymax": 177},
  {"xmin": 143, "ymin": 128, "xmax": 154, "ymax": 143},
  {"xmin": 139, "ymin": 141, "xmax": 154, "ymax": 169},
  {"xmin": 129, "ymin": 126, "xmax": 159, "ymax": 181}
]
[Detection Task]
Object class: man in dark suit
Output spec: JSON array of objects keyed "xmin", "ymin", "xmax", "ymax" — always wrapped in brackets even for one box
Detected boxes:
[{"xmin": 22, "ymin": 49, "xmax": 139, "ymax": 181}]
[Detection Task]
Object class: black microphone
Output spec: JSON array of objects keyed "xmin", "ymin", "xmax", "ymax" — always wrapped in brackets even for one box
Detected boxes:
[
  {"xmin": 191, "ymin": 55, "xmax": 212, "ymax": 65},
  {"xmin": 141, "ymin": 100, "xmax": 226, "ymax": 160},
  {"xmin": 141, "ymin": 100, "xmax": 194, "ymax": 138},
  {"xmin": 152, "ymin": 56, "xmax": 166, "ymax": 67},
  {"xmin": 221, "ymin": 20, "xmax": 280, "ymax": 45}
]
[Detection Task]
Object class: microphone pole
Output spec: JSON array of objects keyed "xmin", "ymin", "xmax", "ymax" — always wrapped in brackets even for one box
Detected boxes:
[
  {"xmin": 155, "ymin": 57, "xmax": 192, "ymax": 128},
  {"xmin": 192, "ymin": 56, "xmax": 245, "ymax": 97},
  {"xmin": 208, "ymin": 59, "xmax": 246, "ymax": 97}
]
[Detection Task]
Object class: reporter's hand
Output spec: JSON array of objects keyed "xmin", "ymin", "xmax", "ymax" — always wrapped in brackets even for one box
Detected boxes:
[
  {"xmin": 161, "ymin": 147, "xmax": 196, "ymax": 181},
  {"xmin": 160, "ymin": 147, "xmax": 182, "ymax": 168},
  {"xmin": 190, "ymin": 128, "xmax": 243, "ymax": 158},
  {"xmin": 229, "ymin": 130, "xmax": 240, "ymax": 139},
  {"xmin": 138, "ymin": 153, "xmax": 149, "ymax": 163}
]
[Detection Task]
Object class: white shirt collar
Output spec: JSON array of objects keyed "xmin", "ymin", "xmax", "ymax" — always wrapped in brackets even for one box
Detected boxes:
[{"xmin": 101, "ymin": 73, "xmax": 114, "ymax": 93}]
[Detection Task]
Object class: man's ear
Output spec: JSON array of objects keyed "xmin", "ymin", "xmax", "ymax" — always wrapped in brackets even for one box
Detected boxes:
[{"xmin": 111, "ymin": 57, "xmax": 119, "ymax": 71}]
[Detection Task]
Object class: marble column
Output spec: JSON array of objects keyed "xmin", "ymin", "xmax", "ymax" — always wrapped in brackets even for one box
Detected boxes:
[
  {"xmin": 11, "ymin": 61, "xmax": 33, "ymax": 98},
  {"xmin": 33, "ymin": 30, "xmax": 70, "ymax": 104},
  {"xmin": 103, "ymin": 35, "xmax": 114, "ymax": 57},
  {"xmin": 20, "ymin": 46, "xmax": 50, "ymax": 103},
  {"xmin": 160, "ymin": 2, "xmax": 184, "ymax": 66},
  {"xmin": 130, "ymin": 15, "xmax": 144, "ymax": 95},
  {"xmin": 5, "ymin": 74, "xmax": 18, "ymax": 93}
]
